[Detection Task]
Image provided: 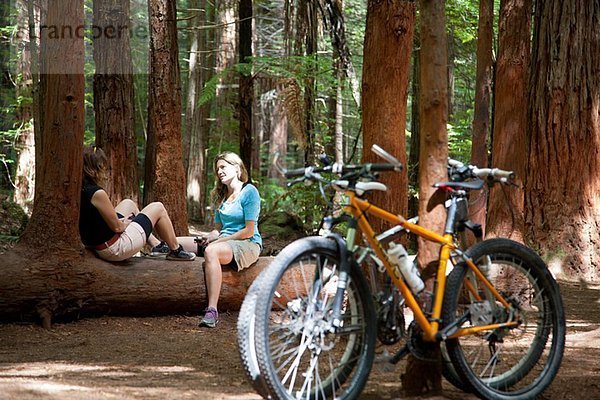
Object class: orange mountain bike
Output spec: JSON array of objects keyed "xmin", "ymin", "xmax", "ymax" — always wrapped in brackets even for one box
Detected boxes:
[{"xmin": 238, "ymin": 145, "xmax": 565, "ymax": 400}]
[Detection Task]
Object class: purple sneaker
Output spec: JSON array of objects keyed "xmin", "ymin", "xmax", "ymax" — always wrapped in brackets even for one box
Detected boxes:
[{"xmin": 199, "ymin": 307, "xmax": 219, "ymax": 328}]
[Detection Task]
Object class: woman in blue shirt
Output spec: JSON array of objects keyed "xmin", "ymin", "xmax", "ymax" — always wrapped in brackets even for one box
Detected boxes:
[{"xmin": 179, "ymin": 152, "xmax": 261, "ymax": 328}]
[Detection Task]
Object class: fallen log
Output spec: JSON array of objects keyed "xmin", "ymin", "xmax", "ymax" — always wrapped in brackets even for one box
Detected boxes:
[{"xmin": 0, "ymin": 247, "xmax": 277, "ymax": 326}]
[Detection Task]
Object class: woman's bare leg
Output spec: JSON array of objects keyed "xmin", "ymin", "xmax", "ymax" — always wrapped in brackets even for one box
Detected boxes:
[
  {"xmin": 203, "ymin": 242, "xmax": 233, "ymax": 310},
  {"xmin": 115, "ymin": 199, "xmax": 161, "ymax": 247},
  {"xmin": 139, "ymin": 202, "xmax": 179, "ymax": 250},
  {"xmin": 114, "ymin": 199, "xmax": 138, "ymax": 217}
]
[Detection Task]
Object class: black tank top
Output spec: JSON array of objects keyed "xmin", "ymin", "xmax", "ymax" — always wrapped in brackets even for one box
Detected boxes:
[{"xmin": 79, "ymin": 180, "xmax": 116, "ymax": 246}]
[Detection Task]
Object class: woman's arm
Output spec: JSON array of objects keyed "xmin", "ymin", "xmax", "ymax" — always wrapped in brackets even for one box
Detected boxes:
[
  {"xmin": 90, "ymin": 189, "xmax": 129, "ymax": 233},
  {"xmin": 211, "ymin": 220, "xmax": 255, "ymax": 243}
]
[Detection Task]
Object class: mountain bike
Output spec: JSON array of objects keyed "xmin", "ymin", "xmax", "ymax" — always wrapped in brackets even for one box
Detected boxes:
[{"xmin": 238, "ymin": 145, "xmax": 565, "ymax": 400}]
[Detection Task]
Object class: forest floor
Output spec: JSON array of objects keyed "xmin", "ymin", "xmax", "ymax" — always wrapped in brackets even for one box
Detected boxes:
[{"xmin": 0, "ymin": 279, "xmax": 598, "ymax": 399}]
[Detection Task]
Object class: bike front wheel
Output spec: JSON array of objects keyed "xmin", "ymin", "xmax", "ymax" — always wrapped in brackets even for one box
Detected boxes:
[
  {"xmin": 442, "ymin": 238, "xmax": 565, "ymax": 400},
  {"xmin": 253, "ymin": 236, "xmax": 376, "ymax": 400}
]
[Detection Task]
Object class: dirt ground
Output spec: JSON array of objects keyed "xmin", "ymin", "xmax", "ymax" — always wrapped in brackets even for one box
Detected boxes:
[{"xmin": 0, "ymin": 279, "xmax": 598, "ymax": 400}]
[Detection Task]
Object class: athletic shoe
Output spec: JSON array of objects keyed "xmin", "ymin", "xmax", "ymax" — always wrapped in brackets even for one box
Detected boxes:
[
  {"xmin": 199, "ymin": 307, "xmax": 219, "ymax": 328},
  {"xmin": 149, "ymin": 241, "xmax": 170, "ymax": 257},
  {"xmin": 166, "ymin": 245, "xmax": 196, "ymax": 261}
]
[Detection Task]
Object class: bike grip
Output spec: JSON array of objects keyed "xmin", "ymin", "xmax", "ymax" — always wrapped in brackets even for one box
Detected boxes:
[
  {"xmin": 491, "ymin": 168, "xmax": 515, "ymax": 180},
  {"xmin": 448, "ymin": 158, "xmax": 464, "ymax": 168},
  {"xmin": 284, "ymin": 167, "xmax": 307, "ymax": 178}
]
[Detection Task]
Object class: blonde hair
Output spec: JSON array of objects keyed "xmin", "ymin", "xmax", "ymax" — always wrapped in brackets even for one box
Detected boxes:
[
  {"xmin": 82, "ymin": 146, "xmax": 107, "ymax": 185},
  {"xmin": 210, "ymin": 152, "xmax": 249, "ymax": 205}
]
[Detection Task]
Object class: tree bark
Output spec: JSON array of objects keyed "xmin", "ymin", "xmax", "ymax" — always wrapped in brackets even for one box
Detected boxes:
[
  {"xmin": 525, "ymin": 0, "xmax": 600, "ymax": 280},
  {"xmin": 20, "ymin": 0, "xmax": 85, "ymax": 253},
  {"xmin": 486, "ymin": 0, "xmax": 532, "ymax": 241},
  {"xmin": 93, "ymin": 0, "xmax": 138, "ymax": 205},
  {"xmin": 468, "ymin": 0, "xmax": 495, "ymax": 233},
  {"xmin": 144, "ymin": 0, "xmax": 189, "ymax": 235},
  {"xmin": 405, "ymin": 0, "xmax": 449, "ymax": 395},
  {"xmin": 0, "ymin": 253, "xmax": 275, "ymax": 326},
  {"xmin": 360, "ymin": 0, "xmax": 414, "ymax": 232},
  {"xmin": 239, "ymin": 0, "xmax": 254, "ymax": 177}
]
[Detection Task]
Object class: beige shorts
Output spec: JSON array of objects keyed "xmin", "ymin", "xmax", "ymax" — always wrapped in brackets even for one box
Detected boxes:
[
  {"xmin": 226, "ymin": 239, "xmax": 261, "ymax": 271},
  {"xmin": 96, "ymin": 222, "xmax": 147, "ymax": 262}
]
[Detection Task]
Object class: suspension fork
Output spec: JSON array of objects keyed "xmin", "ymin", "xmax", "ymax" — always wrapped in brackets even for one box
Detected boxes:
[{"xmin": 326, "ymin": 221, "xmax": 356, "ymax": 330}]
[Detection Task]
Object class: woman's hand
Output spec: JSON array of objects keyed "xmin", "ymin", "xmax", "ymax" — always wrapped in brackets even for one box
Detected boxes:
[{"xmin": 206, "ymin": 230, "xmax": 220, "ymax": 243}]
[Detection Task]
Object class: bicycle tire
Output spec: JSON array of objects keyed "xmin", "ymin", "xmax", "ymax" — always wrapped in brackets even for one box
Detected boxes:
[
  {"xmin": 442, "ymin": 238, "xmax": 565, "ymax": 400},
  {"xmin": 253, "ymin": 236, "xmax": 377, "ymax": 399},
  {"xmin": 237, "ymin": 270, "xmax": 271, "ymax": 398}
]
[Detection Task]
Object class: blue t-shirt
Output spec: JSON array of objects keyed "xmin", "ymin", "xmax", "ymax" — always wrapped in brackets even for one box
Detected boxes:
[{"xmin": 215, "ymin": 183, "xmax": 262, "ymax": 247}]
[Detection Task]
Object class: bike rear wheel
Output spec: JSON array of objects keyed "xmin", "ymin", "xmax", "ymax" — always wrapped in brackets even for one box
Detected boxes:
[
  {"xmin": 253, "ymin": 236, "xmax": 376, "ymax": 399},
  {"xmin": 442, "ymin": 238, "xmax": 565, "ymax": 400},
  {"xmin": 237, "ymin": 270, "xmax": 271, "ymax": 398}
]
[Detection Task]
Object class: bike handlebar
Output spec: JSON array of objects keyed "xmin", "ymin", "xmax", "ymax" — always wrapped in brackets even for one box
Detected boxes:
[
  {"xmin": 284, "ymin": 162, "xmax": 401, "ymax": 180},
  {"xmin": 448, "ymin": 158, "xmax": 515, "ymax": 183}
]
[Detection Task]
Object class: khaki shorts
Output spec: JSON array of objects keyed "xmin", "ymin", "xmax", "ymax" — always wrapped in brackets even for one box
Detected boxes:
[
  {"xmin": 96, "ymin": 222, "xmax": 147, "ymax": 262},
  {"xmin": 226, "ymin": 239, "xmax": 261, "ymax": 271}
]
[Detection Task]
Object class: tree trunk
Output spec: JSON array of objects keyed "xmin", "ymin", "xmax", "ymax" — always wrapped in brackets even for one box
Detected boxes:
[
  {"xmin": 468, "ymin": 0, "xmax": 494, "ymax": 233},
  {"xmin": 525, "ymin": 0, "xmax": 600, "ymax": 280},
  {"xmin": 361, "ymin": 0, "xmax": 414, "ymax": 232},
  {"xmin": 299, "ymin": 0, "xmax": 318, "ymax": 165},
  {"xmin": 408, "ymin": 34, "xmax": 420, "ymax": 221},
  {"xmin": 0, "ymin": 253, "xmax": 275, "ymax": 326},
  {"xmin": 267, "ymin": 98, "xmax": 288, "ymax": 179},
  {"xmin": 324, "ymin": 0, "xmax": 361, "ymax": 108},
  {"xmin": 13, "ymin": 0, "xmax": 36, "ymax": 213},
  {"xmin": 405, "ymin": 0, "xmax": 449, "ymax": 395},
  {"xmin": 213, "ymin": 0, "xmax": 237, "ymax": 152},
  {"xmin": 239, "ymin": 0, "xmax": 254, "ymax": 177},
  {"xmin": 20, "ymin": 0, "xmax": 85, "ymax": 253},
  {"xmin": 486, "ymin": 0, "xmax": 532, "ymax": 241},
  {"xmin": 186, "ymin": 0, "xmax": 213, "ymax": 223},
  {"xmin": 93, "ymin": 0, "xmax": 138, "ymax": 205},
  {"xmin": 34, "ymin": 2, "xmax": 48, "ymax": 191},
  {"xmin": 183, "ymin": 0, "xmax": 201, "ymax": 194},
  {"xmin": 144, "ymin": 0, "xmax": 189, "ymax": 235},
  {"xmin": 447, "ymin": 29, "xmax": 454, "ymax": 116}
]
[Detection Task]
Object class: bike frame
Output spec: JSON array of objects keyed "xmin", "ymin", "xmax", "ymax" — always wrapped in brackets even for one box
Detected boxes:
[{"xmin": 343, "ymin": 191, "xmax": 518, "ymax": 342}]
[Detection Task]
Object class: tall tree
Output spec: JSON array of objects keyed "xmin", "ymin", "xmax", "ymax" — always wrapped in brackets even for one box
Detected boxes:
[
  {"xmin": 525, "ymin": 0, "xmax": 600, "ymax": 280},
  {"xmin": 184, "ymin": 0, "xmax": 213, "ymax": 222},
  {"xmin": 13, "ymin": 0, "xmax": 36, "ymax": 213},
  {"xmin": 408, "ymin": 31, "xmax": 420, "ymax": 221},
  {"xmin": 468, "ymin": 0, "xmax": 494, "ymax": 232},
  {"xmin": 266, "ymin": 95, "xmax": 288, "ymax": 179},
  {"xmin": 144, "ymin": 0, "xmax": 189, "ymax": 235},
  {"xmin": 20, "ymin": 0, "xmax": 85, "ymax": 252},
  {"xmin": 213, "ymin": 0, "xmax": 237, "ymax": 153},
  {"xmin": 238, "ymin": 0, "xmax": 254, "ymax": 177},
  {"xmin": 93, "ymin": 0, "xmax": 138, "ymax": 205},
  {"xmin": 297, "ymin": 0, "xmax": 318, "ymax": 165},
  {"xmin": 486, "ymin": 0, "xmax": 531, "ymax": 240},
  {"xmin": 405, "ymin": 0, "xmax": 449, "ymax": 394},
  {"xmin": 360, "ymin": 0, "xmax": 414, "ymax": 232}
]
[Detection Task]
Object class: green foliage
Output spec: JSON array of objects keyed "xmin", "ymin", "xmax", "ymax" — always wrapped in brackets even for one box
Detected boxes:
[
  {"xmin": 258, "ymin": 176, "xmax": 329, "ymax": 234},
  {"xmin": 447, "ymin": 109, "xmax": 474, "ymax": 161}
]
